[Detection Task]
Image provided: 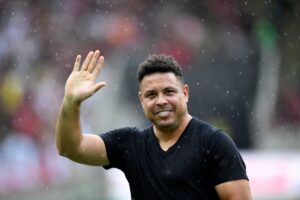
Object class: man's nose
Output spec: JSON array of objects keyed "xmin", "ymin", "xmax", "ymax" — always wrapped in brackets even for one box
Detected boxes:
[{"xmin": 156, "ymin": 94, "xmax": 168, "ymax": 105}]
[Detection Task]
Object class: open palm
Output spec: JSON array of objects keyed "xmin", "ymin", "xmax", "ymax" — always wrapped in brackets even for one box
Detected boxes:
[{"xmin": 64, "ymin": 50, "xmax": 106, "ymax": 104}]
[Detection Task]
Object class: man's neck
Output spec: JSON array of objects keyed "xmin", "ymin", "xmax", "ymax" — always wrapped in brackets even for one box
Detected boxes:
[{"xmin": 153, "ymin": 114, "xmax": 192, "ymax": 151}]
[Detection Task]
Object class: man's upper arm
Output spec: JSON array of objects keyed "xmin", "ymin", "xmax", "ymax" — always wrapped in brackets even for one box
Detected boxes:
[
  {"xmin": 215, "ymin": 179, "xmax": 252, "ymax": 200},
  {"xmin": 67, "ymin": 133, "xmax": 109, "ymax": 166}
]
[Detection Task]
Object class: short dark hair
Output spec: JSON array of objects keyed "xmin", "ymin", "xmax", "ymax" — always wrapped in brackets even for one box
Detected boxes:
[{"xmin": 137, "ymin": 54, "xmax": 184, "ymax": 83}]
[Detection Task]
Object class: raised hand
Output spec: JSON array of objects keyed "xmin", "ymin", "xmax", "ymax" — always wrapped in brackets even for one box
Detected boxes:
[{"xmin": 64, "ymin": 50, "xmax": 106, "ymax": 105}]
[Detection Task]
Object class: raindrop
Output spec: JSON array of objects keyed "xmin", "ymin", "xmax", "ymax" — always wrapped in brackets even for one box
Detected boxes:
[{"xmin": 65, "ymin": 64, "xmax": 71, "ymax": 68}]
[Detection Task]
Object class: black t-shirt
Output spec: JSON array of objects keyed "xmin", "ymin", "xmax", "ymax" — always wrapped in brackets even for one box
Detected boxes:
[{"xmin": 100, "ymin": 118, "xmax": 248, "ymax": 200}]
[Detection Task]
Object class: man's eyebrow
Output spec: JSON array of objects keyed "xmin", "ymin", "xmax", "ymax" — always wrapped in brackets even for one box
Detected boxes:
[
  {"xmin": 163, "ymin": 86, "xmax": 177, "ymax": 91},
  {"xmin": 143, "ymin": 90, "xmax": 156, "ymax": 95}
]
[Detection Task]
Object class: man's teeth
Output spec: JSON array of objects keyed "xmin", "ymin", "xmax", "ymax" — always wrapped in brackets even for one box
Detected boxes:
[{"xmin": 158, "ymin": 111, "xmax": 170, "ymax": 117}]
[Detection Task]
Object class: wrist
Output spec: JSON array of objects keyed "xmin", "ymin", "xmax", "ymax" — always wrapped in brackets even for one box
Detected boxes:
[{"xmin": 63, "ymin": 96, "xmax": 81, "ymax": 108}]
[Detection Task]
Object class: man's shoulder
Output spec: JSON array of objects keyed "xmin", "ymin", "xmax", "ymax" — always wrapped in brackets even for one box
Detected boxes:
[
  {"xmin": 190, "ymin": 117, "xmax": 220, "ymax": 134},
  {"xmin": 190, "ymin": 117, "xmax": 233, "ymax": 143},
  {"xmin": 191, "ymin": 118, "xmax": 236, "ymax": 148}
]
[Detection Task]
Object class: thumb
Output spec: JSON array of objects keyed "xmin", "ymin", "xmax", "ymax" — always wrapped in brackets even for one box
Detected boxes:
[{"xmin": 91, "ymin": 82, "xmax": 107, "ymax": 95}]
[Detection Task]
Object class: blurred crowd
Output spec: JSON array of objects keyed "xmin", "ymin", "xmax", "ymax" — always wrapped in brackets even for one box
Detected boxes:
[{"xmin": 0, "ymin": 0, "xmax": 299, "ymax": 195}]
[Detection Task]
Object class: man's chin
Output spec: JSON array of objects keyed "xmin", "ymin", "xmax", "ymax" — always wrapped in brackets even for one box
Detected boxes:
[{"xmin": 154, "ymin": 120, "xmax": 176, "ymax": 131}]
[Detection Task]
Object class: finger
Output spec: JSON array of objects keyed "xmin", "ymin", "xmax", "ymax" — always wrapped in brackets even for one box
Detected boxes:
[
  {"xmin": 81, "ymin": 51, "xmax": 94, "ymax": 71},
  {"xmin": 92, "ymin": 56, "xmax": 105, "ymax": 76},
  {"xmin": 73, "ymin": 55, "xmax": 81, "ymax": 71},
  {"xmin": 87, "ymin": 50, "xmax": 100, "ymax": 73},
  {"xmin": 90, "ymin": 82, "xmax": 107, "ymax": 96}
]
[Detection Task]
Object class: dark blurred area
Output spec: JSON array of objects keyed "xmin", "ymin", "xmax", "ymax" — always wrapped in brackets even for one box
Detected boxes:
[{"xmin": 0, "ymin": 0, "xmax": 299, "ymax": 199}]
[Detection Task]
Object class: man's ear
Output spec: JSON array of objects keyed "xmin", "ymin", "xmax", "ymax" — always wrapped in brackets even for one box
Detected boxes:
[
  {"xmin": 183, "ymin": 84, "xmax": 189, "ymax": 103},
  {"xmin": 138, "ymin": 91, "xmax": 144, "ymax": 108}
]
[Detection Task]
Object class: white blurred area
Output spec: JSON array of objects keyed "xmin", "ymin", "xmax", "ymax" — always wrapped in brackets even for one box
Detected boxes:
[
  {"xmin": 1, "ymin": 1, "xmax": 300, "ymax": 200},
  {"xmin": 244, "ymin": 151, "xmax": 300, "ymax": 200}
]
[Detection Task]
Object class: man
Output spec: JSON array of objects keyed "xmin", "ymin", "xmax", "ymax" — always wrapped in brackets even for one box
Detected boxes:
[{"xmin": 55, "ymin": 50, "xmax": 252, "ymax": 199}]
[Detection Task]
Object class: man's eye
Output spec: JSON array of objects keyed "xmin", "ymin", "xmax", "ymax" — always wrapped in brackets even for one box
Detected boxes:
[
  {"xmin": 166, "ymin": 90, "xmax": 174, "ymax": 95},
  {"xmin": 145, "ymin": 93, "xmax": 155, "ymax": 98}
]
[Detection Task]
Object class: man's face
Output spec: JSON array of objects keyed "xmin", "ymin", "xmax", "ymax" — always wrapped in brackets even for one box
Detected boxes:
[{"xmin": 139, "ymin": 72, "xmax": 189, "ymax": 131}]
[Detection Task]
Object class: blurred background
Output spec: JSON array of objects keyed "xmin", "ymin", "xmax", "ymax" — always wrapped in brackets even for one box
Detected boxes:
[{"xmin": 0, "ymin": 0, "xmax": 299, "ymax": 199}]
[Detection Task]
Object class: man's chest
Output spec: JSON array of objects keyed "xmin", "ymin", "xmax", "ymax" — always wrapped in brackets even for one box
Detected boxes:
[{"xmin": 124, "ymin": 139, "xmax": 208, "ymax": 184}]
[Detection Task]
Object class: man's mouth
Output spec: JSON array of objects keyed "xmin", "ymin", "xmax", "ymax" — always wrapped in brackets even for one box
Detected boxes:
[{"xmin": 155, "ymin": 110, "xmax": 172, "ymax": 117}]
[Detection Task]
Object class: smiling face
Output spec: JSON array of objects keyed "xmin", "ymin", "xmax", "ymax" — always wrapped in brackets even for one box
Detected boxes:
[{"xmin": 139, "ymin": 72, "xmax": 189, "ymax": 132}]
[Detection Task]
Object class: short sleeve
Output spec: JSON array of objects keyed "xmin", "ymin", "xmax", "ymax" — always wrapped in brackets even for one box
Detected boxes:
[
  {"xmin": 206, "ymin": 131, "xmax": 248, "ymax": 185},
  {"xmin": 100, "ymin": 127, "xmax": 134, "ymax": 170}
]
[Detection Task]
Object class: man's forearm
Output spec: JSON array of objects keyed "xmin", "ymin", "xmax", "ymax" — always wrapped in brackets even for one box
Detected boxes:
[{"xmin": 55, "ymin": 98, "xmax": 82, "ymax": 157}]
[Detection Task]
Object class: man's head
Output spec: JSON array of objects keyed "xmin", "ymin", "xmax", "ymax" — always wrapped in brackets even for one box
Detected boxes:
[
  {"xmin": 137, "ymin": 54, "xmax": 184, "ymax": 84},
  {"xmin": 137, "ymin": 55, "xmax": 189, "ymax": 132}
]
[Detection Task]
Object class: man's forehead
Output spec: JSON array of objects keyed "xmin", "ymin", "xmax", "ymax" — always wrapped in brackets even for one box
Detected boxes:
[
  {"xmin": 140, "ymin": 72, "xmax": 180, "ymax": 84},
  {"xmin": 139, "ymin": 73, "xmax": 183, "ymax": 92}
]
